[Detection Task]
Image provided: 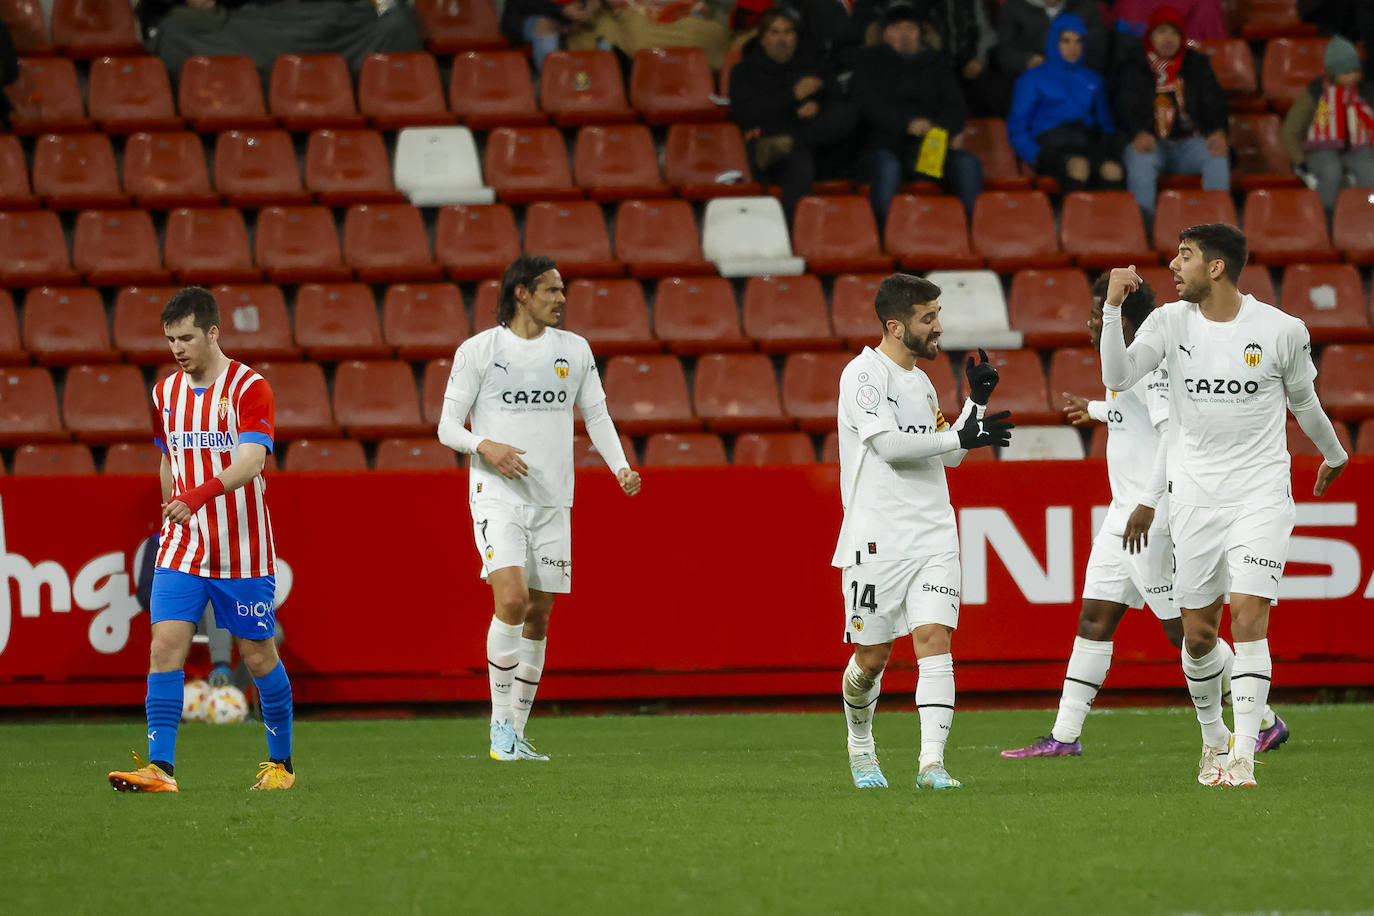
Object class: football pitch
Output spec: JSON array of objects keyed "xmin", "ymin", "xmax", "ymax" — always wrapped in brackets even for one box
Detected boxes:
[{"xmin": 3, "ymin": 704, "xmax": 1371, "ymax": 916}]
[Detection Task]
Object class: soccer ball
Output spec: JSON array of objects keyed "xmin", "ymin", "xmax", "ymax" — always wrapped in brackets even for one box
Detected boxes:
[
  {"xmin": 207, "ymin": 685, "xmax": 249, "ymax": 725},
  {"xmin": 182, "ymin": 679, "xmax": 211, "ymax": 722}
]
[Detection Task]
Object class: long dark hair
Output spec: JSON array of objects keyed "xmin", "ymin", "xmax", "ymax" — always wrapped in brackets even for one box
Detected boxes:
[{"xmin": 497, "ymin": 255, "xmax": 558, "ymax": 327}]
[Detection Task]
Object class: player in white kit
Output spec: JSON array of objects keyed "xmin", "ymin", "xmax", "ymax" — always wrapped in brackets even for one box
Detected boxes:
[
  {"xmin": 834, "ymin": 273, "xmax": 1014, "ymax": 790},
  {"xmin": 1099, "ymin": 224, "xmax": 1349, "ymax": 787},
  {"xmin": 438, "ymin": 255, "xmax": 642, "ymax": 762}
]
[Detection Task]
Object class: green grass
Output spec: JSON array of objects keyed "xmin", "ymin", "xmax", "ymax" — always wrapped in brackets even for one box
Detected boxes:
[{"xmin": 2, "ymin": 705, "xmax": 1371, "ymax": 915}]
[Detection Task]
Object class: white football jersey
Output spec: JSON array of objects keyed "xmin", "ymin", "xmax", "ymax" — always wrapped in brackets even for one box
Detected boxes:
[
  {"xmin": 444, "ymin": 326, "xmax": 607, "ymax": 507},
  {"xmin": 1099, "ymin": 367, "xmax": 1169, "ymax": 535},
  {"xmin": 1126, "ymin": 295, "xmax": 1316, "ymax": 507},
  {"xmin": 831, "ymin": 347, "xmax": 960, "ymax": 568}
]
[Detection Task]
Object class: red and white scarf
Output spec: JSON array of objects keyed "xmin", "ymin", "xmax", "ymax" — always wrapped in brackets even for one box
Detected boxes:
[
  {"xmin": 1306, "ymin": 82, "xmax": 1374, "ymax": 150},
  {"xmin": 1147, "ymin": 48, "xmax": 1189, "ymax": 138}
]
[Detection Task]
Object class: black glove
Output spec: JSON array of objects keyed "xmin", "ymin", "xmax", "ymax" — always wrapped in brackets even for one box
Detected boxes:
[
  {"xmin": 957, "ymin": 409, "xmax": 1014, "ymax": 450},
  {"xmin": 964, "ymin": 348, "xmax": 999, "ymax": 406}
]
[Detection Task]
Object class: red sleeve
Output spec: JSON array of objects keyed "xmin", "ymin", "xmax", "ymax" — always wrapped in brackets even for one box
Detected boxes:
[{"xmin": 236, "ymin": 377, "xmax": 275, "ymax": 449}]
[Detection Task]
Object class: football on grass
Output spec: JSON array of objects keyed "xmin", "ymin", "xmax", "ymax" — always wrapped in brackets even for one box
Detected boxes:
[
  {"xmin": 207, "ymin": 686, "xmax": 249, "ymax": 724},
  {"xmin": 182, "ymin": 679, "xmax": 211, "ymax": 722}
]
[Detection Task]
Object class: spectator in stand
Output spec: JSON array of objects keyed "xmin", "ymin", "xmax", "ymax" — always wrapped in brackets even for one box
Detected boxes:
[
  {"xmin": 729, "ymin": 8, "xmax": 858, "ymax": 221},
  {"xmin": 1298, "ymin": 0, "xmax": 1374, "ymax": 83},
  {"xmin": 1111, "ymin": 0, "xmax": 1227, "ymax": 42},
  {"xmin": 1281, "ymin": 35, "xmax": 1374, "ymax": 212},
  {"xmin": 791, "ymin": 0, "xmax": 881, "ymax": 78},
  {"xmin": 998, "ymin": 0, "xmax": 1108, "ymax": 78},
  {"xmin": 925, "ymin": 0, "xmax": 1012, "ymax": 117},
  {"xmin": 1116, "ymin": 5, "xmax": 1229, "ymax": 221},
  {"xmin": 1007, "ymin": 13, "xmax": 1124, "ymax": 193},
  {"xmin": 852, "ymin": 2, "xmax": 984, "ymax": 226},
  {"xmin": 502, "ymin": 0, "xmax": 602, "ymax": 70},
  {"xmin": 1, "ymin": 20, "xmax": 17, "ymax": 131}
]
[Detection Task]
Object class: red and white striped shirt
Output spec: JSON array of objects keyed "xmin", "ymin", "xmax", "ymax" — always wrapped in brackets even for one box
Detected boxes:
[{"xmin": 153, "ymin": 361, "xmax": 276, "ymax": 579}]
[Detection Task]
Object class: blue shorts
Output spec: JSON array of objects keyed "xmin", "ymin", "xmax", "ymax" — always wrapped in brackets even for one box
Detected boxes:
[{"xmin": 151, "ymin": 568, "xmax": 277, "ymax": 641}]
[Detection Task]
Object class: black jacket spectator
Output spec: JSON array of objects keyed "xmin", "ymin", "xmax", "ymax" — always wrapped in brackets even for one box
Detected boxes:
[
  {"xmin": 851, "ymin": 42, "xmax": 969, "ymax": 157},
  {"xmin": 998, "ymin": 0, "xmax": 1107, "ymax": 76},
  {"xmin": 1115, "ymin": 43, "xmax": 1228, "ymax": 140},
  {"xmin": 790, "ymin": 0, "xmax": 880, "ymax": 65}
]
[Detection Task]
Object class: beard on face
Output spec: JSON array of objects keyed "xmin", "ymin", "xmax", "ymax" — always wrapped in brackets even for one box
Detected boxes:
[{"xmin": 902, "ymin": 323, "xmax": 937, "ymax": 359}]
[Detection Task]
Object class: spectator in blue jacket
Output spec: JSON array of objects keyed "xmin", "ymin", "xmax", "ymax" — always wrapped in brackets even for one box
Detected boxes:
[{"xmin": 1007, "ymin": 12, "xmax": 1123, "ymax": 192}]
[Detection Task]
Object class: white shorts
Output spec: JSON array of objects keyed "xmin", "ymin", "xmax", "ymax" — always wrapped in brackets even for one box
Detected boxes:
[
  {"xmin": 470, "ymin": 499, "xmax": 573, "ymax": 594},
  {"xmin": 841, "ymin": 553, "xmax": 961, "ymax": 646},
  {"xmin": 1169, "ymin": 496, "xmax": 1296, "ymax": 609},
  {"xmin": 1082, "ymin": 527, "xmax": 1179, "ymax": 621}
]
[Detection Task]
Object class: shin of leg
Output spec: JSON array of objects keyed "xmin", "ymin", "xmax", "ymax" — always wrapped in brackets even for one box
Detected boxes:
[
  {"xmin": 1229, "ymin": 594, "xmax": 1271, "ymax": 643},
  {"xmin": 522, "ymin": 590, "xmax": 555, "ymax": 640},
  {"xmin": 943, "ymin": 149, "xmax": 984, "ymax": 218},
  {"xmin": 1306, "ymin": 150, "xmax": 1345, "ymax": 210},
  {"xmin": 852, "ymin": 642, "xmax": 892, "ymax": 680},
  {"xmin": 237, "ymin": 636, "xmax": 280, "ymax": 679},
  {"xmin": 488, "ymin": 567, "xmax": 532, "ymax": 626},
  {"xmin": 912, "ymin": 623, "xmax": 952, "ymax": 659},
  {"xmin": 1161, "ymin": 616, "xmax": 1185, "ymax": 650},
  {"xmin": 1180, "ymin": 599, "xmax": 1223, "ymax": 657},
  {"xmin": 1077, "ymin": 600, "xmax": 1127, "ymax": 642},
  {"xmin": 149, "ymin": 621, "xmax": 196, "ymax": 673},
  {"xmin": 864, "ymin": 149, "xmax": 902, "ymax": 224}
]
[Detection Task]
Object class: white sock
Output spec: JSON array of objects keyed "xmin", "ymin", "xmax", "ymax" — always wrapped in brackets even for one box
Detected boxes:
[
  {"xmin": 1217, "ymin": 638, "xmax": 1235, "ymax": 709},
  {"xmin": 486, "ymin": 617, "xmax": 522, "ymax": 726},
  {"xmin": 1230, "ymin": 639, "xmax": 1272, "ymax": 761},
  {"xmin": 1051, "ymin": 637, "xmax": 1113, "ymax": 744},
  {"xmin": 1181, "ymin": 641, "xmax": 1231, "ymax": 749},
  {"xmin": 842, "ymin": 656, "xmax": 881, "ymax": 755},
  {"xmin": 512, "ymin": 636, "xmax": 546, "ymax": 738},
  {"xmin": 1260, "ymin": 706, "xmax": 1276, "ymax": 730},
  {"xmin": 916, "ymin": 653, "xmax": 955, "ymax": 770}
]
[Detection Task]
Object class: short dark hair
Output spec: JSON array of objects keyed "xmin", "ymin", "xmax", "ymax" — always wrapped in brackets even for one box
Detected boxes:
[
  {"xmin": 874, "ymin": 273, "xmax": 941, "ymax": 329},
  {"xmin": 757, "ymin": 7, "xmax": 800, "ymax": 34},
  {"xmin": 497, "ymin": 255, "xmax": 558, "ymax": 327},
  {"xmin": 1091, "ymin": 273, "xmax": 1156, "ymax": 329},
  {"xmin": 1179, "ymin": 223, "xmax": 1247, "ymax": 285},
  {"xmin": 161, "ymin": 286, "xmax": 219, "ymax": 331}
]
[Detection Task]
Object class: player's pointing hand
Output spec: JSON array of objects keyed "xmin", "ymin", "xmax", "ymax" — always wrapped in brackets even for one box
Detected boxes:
[
  {"xmin": 478, "ymin": 440, "xmax": 529, "ymax": 479},
  {"xmin": 617, "ymin": 467, "xmax": 641, "ymax": 497},
  {"xmin": 1104, "ymin": 265, "xmax": 1142, "ymax": 306},
  {"xmin": 964, "ymin": 348, "xmax": 999, "ymax": 406}
]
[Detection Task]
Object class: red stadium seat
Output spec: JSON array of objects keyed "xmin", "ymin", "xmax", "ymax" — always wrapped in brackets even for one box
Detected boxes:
[
  {"xmin": 954, "ymin": 118, "xmax": 1031, "ymax": 190},
  {"xmin": 13, "ymin": 442, "xmax": 96, "ymax": 475},
  {"xmin": 1007, "ymin": 269, "xmax": 1094, "ymax": 348},
  {"xmin": 1243, "ymin": 188, "xmax": 1340, "ymax": 265},
  {"xmin": 0, "ymin": 366, "xmax": 66, "ymax": 444},
  {"xmin": 0, "ymin": 135, "xmax": 39, "ymax": 210},
  {"xmin": 421, "ymin": 357, "xmax": 450, "ymax": 424},
  {"xmin": 214, "ymin": 129, "xmax": 311, "ymax": 208},
  {"xmin": 209, "ymin": 284, "xmax": 301, "ymax": 361},
  {"xmin": 1152, "ymin": 190, "xmax": 1239, "ymax": 258},
  {"xmin": 572, "ymin": 431, "xmax": 636, "ymax": 468},
  {"xmin": 1229, "ymin": 113, "xmax": 1302, "ymax": 189},
  {"xmin": 414, "ymin": 0, "xmax": 505, "ymax": 52},
  {"xmin": 1285, "ymin": 417, "xmax": 1354, "ymax": 458},
  {"xmin": 293, "ymin": 283, "xmax": 391, "ymax": 361},
  {"xmin": 254, "ymin": 361, "xmax": 339, "ymax": 438},
  {"xmin": 821, "ymin": 430, "xmax": 839, "ymax": 462},
  {"xmin": 383, "ymin": 283, "xmax": 469, "ymax": 360},
  {"xmin": 979, "ymin": 349, "xmax": 1056, "ymax": 424},
  {"xmin": 1193, "ymin": 39, "xmax": 1259, "ymax": 97},
  {"xmin": 630, "ymin": 47, "xmax": 724, "ymax": 124},
  {"xmin": 88, "ymin": 56, "xmax": 182, "ymax": 133},
  {"xmin": 0, "ymin": 210, "xmax": 79, "ymax": 287},
  {"xmin": 741, "ymin": 274, "xmax": 839, "ymax": 352},
  {"xmin": 0, "ymin": 291, "xmax": 24, "ymax": 364},
  {"xmin": 539, "ymin": 51, "xmax": 635, "ymax": 127},
  {"xmin": 269, "ymin": 54, "xmax": 365, "ymax": 131},
  {"xmin": 358, "ymin": 52, "xmax": 453, "ymax": 130},
  {"xmin": 971, "ymin": 191, "xmax": 1072, "ymax": 271},
  {"xmin": 333, "ymin": 360, "xmax": 430, "ymax": 439},
  {"xmin": 163, "ymin": 208, "xmax": 260, "ymax": 285},
  {"xmin": 733, "ymin": 432, "xmax": 815, "ymax": 465},
  {"xmin": 780, "ymin": 351, "xmax": 851, "ymax": 432},
  {"xmin": 1318, "ymin": 345, "xmax": 1374, "ymax": 420},
  {"xmin": 73, "ymin": 209, "xmax": 170, "ymax": 286},
  {"xmin": 50, "ymin": 0, "xmax": 140, "ymax": 56},
  {"xmin": 104, "ymin": 441, "xmax": 163, "ymax": 475},
  {"xmin": 254, "ymin": 206, "xmax": 352, "ymax": 284},
  {"xmin": 1259, "ymin": 37, "xmax": 1327, "ymax": 112},
  {"xmin": 483, "ymin": 126, "xmax": 580, "ymax": 204},
  {"xmin": 448, "ymin": 50, "xmax": 545, "ymax": 129},
  {"xmin": 284, "ymin": 438, "xmax": 367, "ymax": 472},
  {"xmin": 1333, "ymin": 188, "xmax": 1374, "ymax": 264},
  {"xmin": 614, "ymin": 200, "xmax": 713, "ymax": 278},
  {"xmin": 178, "ymin": 56, "xmax": 275, "ymax": 132},
  {"xmin": 113, "ymin": 286, "xmax": 180, "ymax": 363},
  {"xmin": 63, "ymin": 364, "xmax": 149, "ymax": 444},
  {"xmin": 603, "ymin": 354, "xmax": 700, "ymax": 434},
  {"xmin": 7, "ymin": 57, "xmax": 92, "ymax": 134},
  {"xmin": 884, "ymin": 195, "xmax": 984, "ymax": 270},
  {"xmin": 1278, "ymin": 263, "xmax": 1372, "ymax": 342},
  {"xmin": 573, "ymin": 125, "xmax": 671, "ymax": 201},
  {"xmin": 434, "ymin": 203, "xmax": 521, "ymax": 281},
  {"xmin": 562, "ymin": 279, "xmax": 658, "ymax": 355},
  {"xmin": 31, "ymin": 133, "xmax": 126, "ymax": 210},
  {"xmin": 123, "ymin": 132, "xmax": 219, "ymax": 209},
  {"xmin": 305, "ymin": 129, "xmax": 405, "ymax": 206},
  {"xmin": 830, "ymin": 273, "xmax": 884, "ymax": 347},
  {"xmin": 343, "ymin": 203, "xmax": 443, "ymax": 283},
  {"xmin": 471, "ymin": 280, "xmax": 501, "ymax": 333},
  {"xmin": 792, "ymin": 196, "xmax": 893, "ymax": 275},
  {"xmin": 1238, "ymin": 263, "xmax": 1278, "ymax": 303},
  {"xmin": 2, "ymin": 0, "xmax": 52, "ymax": 54},
  {"xmin": 643, "ymin": 432, "xmax": 728, "ymax": 466},
  {"xmin": 22, "ymin": 286, "xmax": 119, "ymax": 365},
  {"xmin": 1047, "ymin": 347, "xmax": 1103, "ymax": 406},
  {"xmin": 522, "ymin": 201, "xmax": 623, "ymax": 278},
  {"xmin": 664, "ymin": 123, "xmax": 760, "ymax": 199},
  {"xmin": 1359, "ymin": 421, "xmax": 1374, "ymax": 455},
  {"xmin": 1060, "ymin": 191, "xmax": 1156, "ymax": 268},
  {"xmin": 1241, "ymin": 0, "xmax": 1319, "ymax": 39},
  {"xmin": 652, "ymin": 277, "xmax": 749, "ymax": 355},
  {"xmin": 376, "ymin": 437, "xmax": 459, "ymax": 471}
]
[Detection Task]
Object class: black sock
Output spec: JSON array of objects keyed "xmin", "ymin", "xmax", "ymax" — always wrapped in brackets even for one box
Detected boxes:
[
  {"xmin": 271, "ymin": 756, "xmax": 293, "ymax": 774},
  {"xmin": 152, "ymin": 760, "xmax": 174, "ymax": 777}
]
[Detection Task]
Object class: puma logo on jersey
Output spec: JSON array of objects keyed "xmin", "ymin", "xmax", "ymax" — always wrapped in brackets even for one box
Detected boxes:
[
  {"xmin": 493, "ymin": 361, "xmax": 510, "ymax": 373},
  {"xmin": 1179, "ymin": 345, "xmax": 1194, "ymax": 357},
  {"xmin": 886, "ymin": 396, "xmax": 899, "ymax": 407}
]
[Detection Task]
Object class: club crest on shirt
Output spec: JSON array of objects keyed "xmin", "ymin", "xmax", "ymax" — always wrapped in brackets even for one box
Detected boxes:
[
  {"xmin": 850, "ymin": 615, "xmax": 864, "ymax": 632},
  {"xmin": 218, "ymin": 396, "xmax": 230, "ymax": 420},
  {"xmin": 856, "ymin": 384, "xmax": 880, "ymax": 410},
  {"xmin": 1243, "ymin": 342, "xmax": 1263, "ymax": 368},
  {"xmin": 554, "ymin": 357, "xmax": 570, "ymax": 379}
]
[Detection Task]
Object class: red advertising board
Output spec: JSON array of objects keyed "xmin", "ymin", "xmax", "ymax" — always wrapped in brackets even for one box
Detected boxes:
[{"xmin": 2, "ymin": 458, "xmax": 1371, "ymax": 707}]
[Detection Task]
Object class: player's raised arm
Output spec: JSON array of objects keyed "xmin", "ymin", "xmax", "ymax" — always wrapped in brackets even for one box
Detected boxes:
[
  {"xmin": 1100, "ymin": 265, "xmax": 1165, "ymax": 390},
  {"xmin": 1280, "ymin": 323, "xmax": 1349, "ymax": 497}
]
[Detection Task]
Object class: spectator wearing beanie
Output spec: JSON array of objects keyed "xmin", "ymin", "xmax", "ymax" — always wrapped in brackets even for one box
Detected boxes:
[{"xmin": 1281, "ymin": 35, "xmax": 1374, "ymax": 211}]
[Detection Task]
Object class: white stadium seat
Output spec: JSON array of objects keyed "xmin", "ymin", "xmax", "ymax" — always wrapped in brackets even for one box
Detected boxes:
[
  {"xmin": 393, "ymin": 126, "xmax": 495, "ymax": 206},
  {"xmin": 998, "ymin": 426, "xmax": 1085, "ymax": 461},
  {"xmin": 701, "ymin": 196, "xmax": 805, "ymax": 277},
  {"xmin": 924, "ymin": 269, "xmax": 1024, "ymax": 350}
]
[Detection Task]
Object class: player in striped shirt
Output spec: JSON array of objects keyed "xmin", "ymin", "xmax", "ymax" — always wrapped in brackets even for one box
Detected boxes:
[{"xmin": 108, "ymin": 287, "xmax": 295, "ymax": 793}]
